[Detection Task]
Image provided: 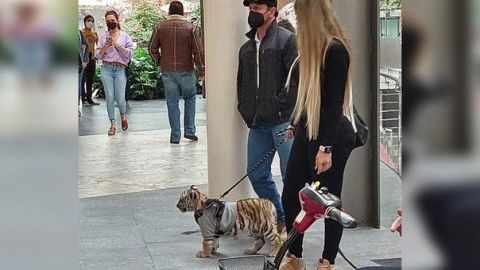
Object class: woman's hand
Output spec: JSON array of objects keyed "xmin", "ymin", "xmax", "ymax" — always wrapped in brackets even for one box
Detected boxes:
[
  {"xmin": 315, "ymin": 150, "xmax": 332, "ymax": 174},
  {"xmin": 104, "ymin": 39, "xmax": 113, "ymax": 49},
  {"xmin": 112, "ymin": 40, "xmax": 124, "ymax": 52},
  {"xmin": 285, "ymin": 125, "xmax": 296, "ymax": 140}
]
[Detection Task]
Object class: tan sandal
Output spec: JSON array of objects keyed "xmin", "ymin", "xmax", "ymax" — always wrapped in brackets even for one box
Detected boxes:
[
  {"xmin": 121, "ymin": 118, "xmax": 128, "ymax": 131},
  {"xmin": 108, "ymin": 126, "xmax": 116, "ymax": 136}
]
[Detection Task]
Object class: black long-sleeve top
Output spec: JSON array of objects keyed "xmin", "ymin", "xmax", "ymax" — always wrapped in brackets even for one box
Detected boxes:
[{"xmin": 295, "ymin": 40, "xmax": 356, "ymax": 157}]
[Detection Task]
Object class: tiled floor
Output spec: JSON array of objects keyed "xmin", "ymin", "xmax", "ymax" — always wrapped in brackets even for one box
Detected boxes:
[{"xmin": 79, "ymin": 97, "xmax": 401, "ymax": 270}]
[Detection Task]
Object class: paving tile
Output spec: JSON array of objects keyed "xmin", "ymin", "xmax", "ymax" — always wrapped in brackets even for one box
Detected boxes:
[
  {"xmin": 80, "ymin": 186, "xmax": 401, "ymax": 270},
  {"xmin": 80, "ymin": 246, "xmax": 155, "ymax": 270}
]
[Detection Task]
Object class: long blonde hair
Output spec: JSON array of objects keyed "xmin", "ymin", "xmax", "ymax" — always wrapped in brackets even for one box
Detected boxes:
[{"xmin": 290, "ymin": 0, "xmax": 356, "ymax": 140}]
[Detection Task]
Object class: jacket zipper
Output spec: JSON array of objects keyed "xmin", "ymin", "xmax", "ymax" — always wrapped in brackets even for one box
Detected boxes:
[
  {"xmin": 174, "ymin": 26, "xmax": 177, "ymax": 70},
  {"xmin": 252, "ymin": 45, "xmax": 263, "ymax": 127}
]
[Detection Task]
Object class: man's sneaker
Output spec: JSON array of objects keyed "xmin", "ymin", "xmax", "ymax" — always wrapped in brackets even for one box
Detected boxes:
[
  {"xmin": 184, "ymin": 134, "xmax": 198, "ymax": 141},
  {"xmin": 279, "ymin": 252, "xmax": 306, "ymax": 270},
  {"xmin": 82, "ymin": 101, "xmax": 91, "ymax": 107},
  {"xmin": 170, "ymin": 135, "xmax": 180, "ymax": 144},
  {"xmin": 316, "ymin": 258, "xmax": 335, "ymax": 270}
]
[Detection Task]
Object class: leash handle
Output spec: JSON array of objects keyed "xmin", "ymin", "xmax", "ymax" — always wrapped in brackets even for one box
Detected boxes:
[{"xmin": 218, "ymin": 129, "xmax": 290, "ymax": 200}]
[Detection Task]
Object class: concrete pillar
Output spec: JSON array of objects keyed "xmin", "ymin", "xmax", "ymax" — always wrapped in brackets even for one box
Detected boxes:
[
  {"xmin": 333, "ymin": 0, "xmax": 379, "ymax": 227},
  {"xmin": 203, "ymin": 0, "xmax": 251, "ymax": 201}
]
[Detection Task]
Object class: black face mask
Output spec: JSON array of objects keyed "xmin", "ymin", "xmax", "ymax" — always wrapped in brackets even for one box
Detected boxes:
[
  {"xmin": 248, "ymin": 10, "xmax": 269, "ymax": 29},
  {"xmin": 107, "ymin": 21, "xmax": 117, "ymax": 30}
]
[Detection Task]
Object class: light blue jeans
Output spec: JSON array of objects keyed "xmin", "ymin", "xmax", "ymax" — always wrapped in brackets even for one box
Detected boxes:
[
  {"xmin": 100, "ymin": 65, "xmax": 127, "ymax": 121},
  {"xmin": 161, "ymin": 71, "xmax": 197, "ymax": 141},
  {"xmin": 247, "ymin": 121, "xmax": 293, "ymax": 224}
]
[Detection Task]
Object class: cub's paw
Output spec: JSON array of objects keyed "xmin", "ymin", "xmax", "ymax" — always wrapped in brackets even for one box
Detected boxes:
[
  {"xmin": 196, "ymin": 250, "xmax": 209, "ymax": 258},
  {"xmin": 212, "ymin": 243, "xmax": 219, "ymax": 254}
]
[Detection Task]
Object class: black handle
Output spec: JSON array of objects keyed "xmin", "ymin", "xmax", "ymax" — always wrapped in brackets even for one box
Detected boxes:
[
  {"xmin": 327, "ymin": 207, "xmax": 358, "ymax": 228},
  {"xmin": 273, "ymin": 229, "xmax": 300, "ymax": 268}
]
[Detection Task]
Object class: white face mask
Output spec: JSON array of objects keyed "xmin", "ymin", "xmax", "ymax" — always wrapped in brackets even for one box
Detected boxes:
[{"xmin": 85, "ymin": 21, "xmax": 94, "ymax": 29}]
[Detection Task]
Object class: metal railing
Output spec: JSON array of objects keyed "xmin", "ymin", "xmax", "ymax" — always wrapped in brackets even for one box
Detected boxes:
[{"xmin": 379, "ymin": 68, "xmax": 402, "ymax": 175}]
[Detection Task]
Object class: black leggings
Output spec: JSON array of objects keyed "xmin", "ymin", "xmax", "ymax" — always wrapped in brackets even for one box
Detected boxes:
[{"xmin": 282, "ymin": 136, "xmax": 350, "ymax": 264}]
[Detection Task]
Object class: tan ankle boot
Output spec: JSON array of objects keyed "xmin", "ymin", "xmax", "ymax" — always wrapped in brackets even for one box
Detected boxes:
[
  {"xmin": 279, "ymin": 252, "xmax": 306, "ymax": 270},
  {"xmin": 316, "ymin": 258, "xmax": 335, "ymax": 270}
]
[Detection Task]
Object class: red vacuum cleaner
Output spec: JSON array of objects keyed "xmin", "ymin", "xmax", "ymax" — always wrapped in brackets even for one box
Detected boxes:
[{"xmin": 218, "ymin": 182, "xmax": 358, "ymax": 270}]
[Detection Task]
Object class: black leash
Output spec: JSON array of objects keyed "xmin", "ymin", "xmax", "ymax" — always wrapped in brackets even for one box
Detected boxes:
[
  {"xmin": 218, "ymin": 129, "xmax": 290, "ymax": 200},
  {"xmin": 338, "ymin": 247, "xmax": 358, "ymax": 269}
]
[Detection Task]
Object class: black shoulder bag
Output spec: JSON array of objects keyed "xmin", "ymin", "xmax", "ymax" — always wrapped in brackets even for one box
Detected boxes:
[{"xmin": 353, "ymin": 105, "xmax": 368, "ymax": 148}]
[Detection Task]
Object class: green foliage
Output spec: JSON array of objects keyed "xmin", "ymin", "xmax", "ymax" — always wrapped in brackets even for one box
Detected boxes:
[
  {"xmin": 123, "ymin": 1, "xmax": 167, "ymax": 48},
  {"xmin": 188, "ymin": 3, "xmax": 202, "ymax": 27},
  {"xmin": 0, "ymin": 41, "xmax": 8, "ymax": 62},
  {"xmin": 93, "ymin": 66, "xmax": 103, "ymax": 97},
  {"xmin": 380, "ymin": 0, "xmax": 401, "ymax": 10},
  {"xmin": 128, "ymin": 48, "xmax": 164, "ymax": 100}
]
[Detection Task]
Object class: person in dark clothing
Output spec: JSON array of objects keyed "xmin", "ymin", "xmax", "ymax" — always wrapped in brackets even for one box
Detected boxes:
[
  {"xmin": 279, "ymin": 1, "xmax": 357, "ymax": 270},
  {"xmin": 78, "ymin": 30, "xmax": 89, "ymax": 117},
  {"xmin": 237, "ymin": 0, "xmax": 298, "ymax": 236},
  {"xmin": 81, "ymin": 15, "xmax": 100, "ymax": 106}
]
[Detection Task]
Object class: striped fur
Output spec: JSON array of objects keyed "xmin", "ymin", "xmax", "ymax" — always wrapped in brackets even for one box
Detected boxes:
[{"xmin": 176, "ymin": 186, "xmax": 283, "ymax": 258}]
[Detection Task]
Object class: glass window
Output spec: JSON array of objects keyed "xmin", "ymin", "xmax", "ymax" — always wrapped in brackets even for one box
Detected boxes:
[{"xmin": 380, "ymin": 17, "xmax": 400, "ymax": 37}]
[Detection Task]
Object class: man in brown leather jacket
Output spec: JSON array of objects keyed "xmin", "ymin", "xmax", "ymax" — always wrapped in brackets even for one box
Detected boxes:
[{"xmin": 148, "ymin": 1, "xmax": 205, "ymax": 144}]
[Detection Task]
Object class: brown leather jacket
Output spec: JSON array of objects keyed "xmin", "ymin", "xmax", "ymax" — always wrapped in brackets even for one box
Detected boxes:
[{"xmin": 148, "ymin": 15, "xmax": 205, "ymax": 76}]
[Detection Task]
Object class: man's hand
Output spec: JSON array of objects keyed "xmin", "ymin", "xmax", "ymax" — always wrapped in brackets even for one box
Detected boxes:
[
  {"xmin": 390, "ymin": 208, "xmax": 402, "ymax": 236},
  {"xmin": 198, "ymin": 74, "xmax": 205, "ymax": 81},
  {"xmin": 285, "ymin": 125, "xmax": 295, "ymax": 140},
  {"xmin": 315, "ymin": 150, "xmax": 332, "ymax": 174},
  {"xmin": 81, "ymin": 62, "xmax": 88, "ymax": 69}
]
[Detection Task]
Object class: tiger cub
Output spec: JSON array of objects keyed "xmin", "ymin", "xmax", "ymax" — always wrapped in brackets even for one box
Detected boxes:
[{"xmin": 176, "ymin": 185, "xmax": 284, "ymax": 258}]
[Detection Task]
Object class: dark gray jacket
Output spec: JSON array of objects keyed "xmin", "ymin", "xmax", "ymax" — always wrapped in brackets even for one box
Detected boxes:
[{"xmin": 237, "ymin": 21, "xmax": 298, "ymax": 128}]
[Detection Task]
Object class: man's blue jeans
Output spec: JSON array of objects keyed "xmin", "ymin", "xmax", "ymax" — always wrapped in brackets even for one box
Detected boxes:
[
  {"xmin": 161, "ymin": 71, "xmax": 197, "ymax": 141},
  {"xmin": 248, "ymin": 121, "xmax": 293, "ymax": 224}
]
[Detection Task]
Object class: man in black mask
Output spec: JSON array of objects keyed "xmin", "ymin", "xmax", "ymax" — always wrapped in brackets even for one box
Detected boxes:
[{"xmin": 237, "ymin": 0, "xmax": 298, "ymax": 236}]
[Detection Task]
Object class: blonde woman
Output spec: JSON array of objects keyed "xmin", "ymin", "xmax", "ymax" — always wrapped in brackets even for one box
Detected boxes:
[{"xmin": 280, "ymin": 1, "xmax": 357, "ymax": 269}]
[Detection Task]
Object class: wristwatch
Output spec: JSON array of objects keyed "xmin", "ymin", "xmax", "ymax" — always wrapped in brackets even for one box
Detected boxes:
[{"xmin": 319, "ymin": 145, "xmax": 333, "ymax": 153}]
